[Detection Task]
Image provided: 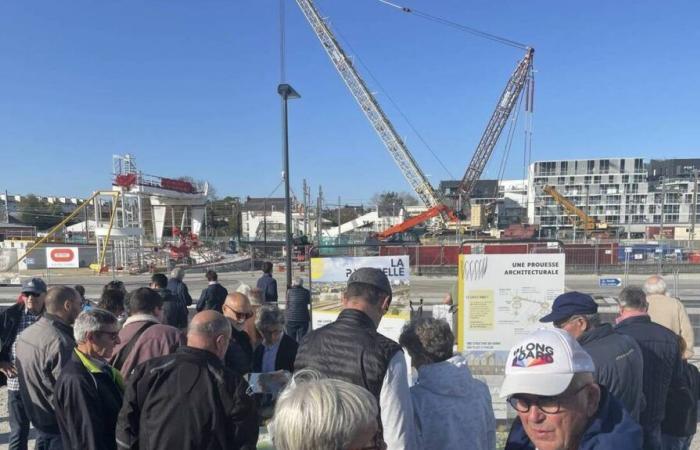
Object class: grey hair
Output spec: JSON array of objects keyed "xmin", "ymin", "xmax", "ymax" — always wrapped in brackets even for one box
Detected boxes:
[
  {"xmin": 170, "ymin": 267, "xmax": 185, "ymax": 281},
  {"xmin": 256, "ymin": 304, "xmax": 285, "ymax": 333},
  {"xmin": 618, "ymin": 286, "xmax": 649, "ymax": 311},
  {"xmin": 271, "ymin": 369, "xmax": 378, "ymax": 450},
  {"xmin": 293, "ymin": 277, "xmax": 304, "ymax": 287},
  {"xmin": 188, "ymin": 314, "xmax": 231, "ymax": 340},
  {"xmin": 399, "ymin": 318, "xmax": 454, "ymax": 365},
  {"xmin": 236, "ymin": 283, "xmax": 252, "ymax": 297},
  {"xmin": 74, "ymin": 308, "xmax": 118, "ymax": 343},
  {"xmin": 582, "ymin": 313, "xmax": 601, "ymax": 328},
  {"xmin": 643, "ymin": 276, "xmax": 667, "ymax": 295}
]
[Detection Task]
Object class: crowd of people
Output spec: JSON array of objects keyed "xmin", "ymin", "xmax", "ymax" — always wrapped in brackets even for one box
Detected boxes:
[{"xmin": 0, "ymin": 265, "xmax": 696, "ymax": 450}]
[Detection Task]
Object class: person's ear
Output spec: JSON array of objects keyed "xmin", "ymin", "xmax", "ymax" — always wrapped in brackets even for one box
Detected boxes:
[
  {"xmin": 584, "ymin": 384, "xmax": 601, "ymax": 417},
  {"xmin": 380, "ymin": 296, "xmax": 391, "ymax": 314}
]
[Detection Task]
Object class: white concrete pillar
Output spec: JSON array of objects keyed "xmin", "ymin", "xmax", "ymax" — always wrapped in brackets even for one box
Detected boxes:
[
  {"xmin": 191, "ymin": 207, "xmax": 205, "ymax": 236},
  {"xmin": 152, "ymin": 205, "xmax": 167, "ymax": 244}
]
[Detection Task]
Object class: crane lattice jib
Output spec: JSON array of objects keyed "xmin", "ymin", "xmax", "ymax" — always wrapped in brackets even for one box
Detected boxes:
[
  {"xmin": 458, "ymin": 48, "xmax": 534, "ymax": 199},
  {"xmin": 543, "ymin": 185, "xmax": 597, "ymax": 231},
  {"xmin": 295, "ymin": 0, "xmax": 443, "ymax": 218}
]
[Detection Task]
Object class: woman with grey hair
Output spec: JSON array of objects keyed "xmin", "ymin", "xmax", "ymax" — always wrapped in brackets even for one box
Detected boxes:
[
  {"xmin": 271, "ymin": 370, "xmax": 384, "ymax": 450},
  {"xmin": 55, "ymin": 309, "xmax": 123, "ymax": 450},
  {"xmin": 399, "ymin": 318, "xmax": 495, "ymax": 450},
  {"xmin": 253, "ymin": 304, "xmax": 298, "ymax": 373},
  {"xmin": 167, "ymin": 266, "xmax": 193, "ymax": 309}
]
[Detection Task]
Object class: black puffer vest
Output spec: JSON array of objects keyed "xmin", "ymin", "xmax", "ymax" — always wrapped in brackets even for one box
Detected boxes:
[{"xmin": 294, "ymin": 308, "xmax": 402, "ymax": 401}]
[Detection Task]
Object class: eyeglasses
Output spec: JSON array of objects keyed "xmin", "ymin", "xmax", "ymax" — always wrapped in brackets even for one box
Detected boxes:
[
  {"xmin": 223, "ymin": 303, "xmax": 253, "ymax": 320},
  {"xmin": 507, "ymin": 384, "xmax": 591, "ymax": 414},
  {"xmin": 95, "ymin": 330, "xmax": 120, "ymax": 342},
  {"xmin": 24, "ymin": 292, "xmax": 43, "ymax": 298}
]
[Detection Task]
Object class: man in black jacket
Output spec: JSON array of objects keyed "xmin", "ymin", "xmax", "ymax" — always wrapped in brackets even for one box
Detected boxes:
[
  {"xmin": 253, "ymin": 304, "xmax": 297, "ymax": 373},
  {"xmin": 116, "ymin": 311, "xmax": 258, "ymax": 450},
  {"xmin": 196, "ymin": 270, "xmax": 228, "ymax": 313},
  {"xmin": 222, "ymin": 293, "xmax": 254, "ymax": 376},
  {"xmin": 0, "ymin": 278, "xmax": 46, "ymax": 450},
  {"xmin": 55, "ymin": 309, "xmax": 123, "ymax": 450},
  {"xmin": 539, "ymin": 291, "xmax": 644, "ymax": 421},
  {"xmin": 615, "ymin": 286, "xmax": 685, "ymax": 450},
  {"xmin": 284, "ymin": 278, "xmax": 311, "ymax": 342},
  {"xmin": 149, "ymin": 273, "xmax": 187, "ymax": 328}
]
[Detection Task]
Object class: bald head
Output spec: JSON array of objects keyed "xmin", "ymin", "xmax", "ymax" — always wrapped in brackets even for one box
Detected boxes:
[
  {"xmin": 187, "ymin": 311, "xmax": 231, "ymax": 360},
  {"xmin": 223, "ymin": 293, "xmax": 253, "ymax": 330},
  {"xmin": 45, "ymin": 286, "xmax": 82, "ymax": 325},
  {"xmin": 643, "ymin": 275, "xmax": 667, "ymax": 295}
]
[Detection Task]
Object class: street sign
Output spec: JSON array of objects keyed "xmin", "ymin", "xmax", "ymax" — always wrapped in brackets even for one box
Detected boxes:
[
  {"xmin": 599, "ymin": 277, "xmax": 622, "ymax": 288},
  {"xmin": 624, "ymin": 247, "xmax": 632, "ymax": 253}
]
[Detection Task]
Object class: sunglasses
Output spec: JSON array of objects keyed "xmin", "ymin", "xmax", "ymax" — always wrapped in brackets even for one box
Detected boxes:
[
  {"xmin": 24, "ymin": 292, "xmax": 43, "ymax": 298},
  {"xmin": 223, "ymin": 303, "xmax": 254, "ymax": 320}
]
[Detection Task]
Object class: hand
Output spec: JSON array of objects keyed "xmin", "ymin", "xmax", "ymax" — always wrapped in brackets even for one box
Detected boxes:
[{"xmin": 0, "ymin": 361, "xmax": 17, "ymax": 378}]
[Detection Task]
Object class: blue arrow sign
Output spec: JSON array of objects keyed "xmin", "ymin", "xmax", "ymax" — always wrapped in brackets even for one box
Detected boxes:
[{"xmin": 599, "ymin": 278, "xmax": 622, "ymax": 288}]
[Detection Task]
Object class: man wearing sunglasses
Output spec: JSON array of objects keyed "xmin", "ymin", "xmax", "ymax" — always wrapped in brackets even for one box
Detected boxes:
[
  {"xmin": 0, "ymin": 277, "xmax": 46, "ymax": 450},
  {"xmin": 539, "ymin": 292, "xmax": 644, "ymax": 421},
  {"xmin": 502, "ymin": 328, "xmax": 642, "ymax": 450},
  {"xmin": 222, "ymin": 293, "xmax": 255, "ymax": 376}
]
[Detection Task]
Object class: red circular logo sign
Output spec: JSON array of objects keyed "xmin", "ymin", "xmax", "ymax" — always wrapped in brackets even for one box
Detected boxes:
[{"xmin": 50, "ymin": 248, "xmax": 75, "ymax": 262}]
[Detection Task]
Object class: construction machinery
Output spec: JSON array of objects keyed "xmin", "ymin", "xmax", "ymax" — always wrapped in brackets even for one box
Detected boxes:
[
  {"xmin": 542, "ymin": 185, "xmax": 611, "ymax": 238},
  {"xmin": 294, "ymin": 0, "xmax": 534, "ymax": 239}
]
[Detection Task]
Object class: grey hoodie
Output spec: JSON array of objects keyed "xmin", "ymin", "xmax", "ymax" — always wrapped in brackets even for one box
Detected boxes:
[{"xmin": 411, "ymin": 354, "xmax": 496, "ymax": 450}]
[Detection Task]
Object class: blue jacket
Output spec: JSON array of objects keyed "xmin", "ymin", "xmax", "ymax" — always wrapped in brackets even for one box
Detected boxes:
[
  {"xmin": 256, "ymin": 273, "xmax": 278, "ymax": 302},
  {"xmin": 166, "ymin": 278, "xmax": 193, "ymax": 307},
  {"xmin": 505, "ymin": 386, "xmax": 643, "ymax": 450}
]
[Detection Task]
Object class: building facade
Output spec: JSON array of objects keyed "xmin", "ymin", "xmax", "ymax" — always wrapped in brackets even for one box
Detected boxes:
[{"xmin": 528, "ymin": 157, "xmax": 700, "ymax": 239}]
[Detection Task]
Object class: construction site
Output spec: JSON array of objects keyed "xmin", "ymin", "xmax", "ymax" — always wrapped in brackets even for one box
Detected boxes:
[{"xmin": 1, "ymin": 0, "xmax": 700, "ymax": 284}]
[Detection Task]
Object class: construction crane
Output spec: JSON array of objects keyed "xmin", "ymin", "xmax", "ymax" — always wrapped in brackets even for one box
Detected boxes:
[
  {"xmin": 458, "ymin": 49, "xmax": 534, "ymax": 202},
  {"xmin": 295, "ymin": 0, "xmax": 447, "ymax": 227},
  {"xmin": 542, "ymin": 185, "xmax": 610, "ymax": 236}
]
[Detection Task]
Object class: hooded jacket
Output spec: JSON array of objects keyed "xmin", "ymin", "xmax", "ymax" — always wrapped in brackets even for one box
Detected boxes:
[
  {"xmin": 505, "ymin": 386, "xmax": 643, "ymax": 450},
  {"xmin": 410, "ymin": 355, "xmax": 496, "ymax": 450}
]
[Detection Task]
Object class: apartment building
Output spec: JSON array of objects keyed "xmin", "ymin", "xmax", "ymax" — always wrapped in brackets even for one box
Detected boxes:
[{"xmin": 528, "ymin": 157, "xmax": 700, "ymax": 239}]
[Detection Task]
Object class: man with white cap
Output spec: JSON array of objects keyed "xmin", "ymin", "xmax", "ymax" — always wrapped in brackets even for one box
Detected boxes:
[{"xmin": 502, "ymin": 328, "xmax": 642, "ymax": 450}]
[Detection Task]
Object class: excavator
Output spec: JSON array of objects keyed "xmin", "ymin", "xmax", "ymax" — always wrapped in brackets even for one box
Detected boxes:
[
  {"xmin": 542, "ymin": 185, "xmax": 613, "ymax": 238},
  {"xmin": 294, "ymin": 0, "xmax": 534, "ymax": 240}
]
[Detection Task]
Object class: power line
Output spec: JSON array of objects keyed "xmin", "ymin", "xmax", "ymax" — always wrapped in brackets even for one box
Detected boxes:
[{"xmin": 376, "ymin": 0, "xmax": 529, "ymax": 51}]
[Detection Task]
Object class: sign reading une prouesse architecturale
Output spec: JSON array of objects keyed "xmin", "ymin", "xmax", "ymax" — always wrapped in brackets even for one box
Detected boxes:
[{"xmin": 457, "ymin": 253, "xmax": 565, "ymax": 419}]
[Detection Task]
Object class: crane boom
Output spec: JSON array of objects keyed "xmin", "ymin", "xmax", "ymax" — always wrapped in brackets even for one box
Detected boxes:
[
  {"xmin": 294, "ymin": 0, "xmax": 444, "ymax": 223},
  {"xmin": 542, "ymin": 185, "xmax": 600, "ymax": 232},
  {"xmin": 458, "ymin": 48, "xmax": 534, "ymax": 200}
]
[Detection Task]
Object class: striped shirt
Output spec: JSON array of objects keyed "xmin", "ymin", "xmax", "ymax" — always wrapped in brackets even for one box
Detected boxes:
[{"xmin": 8, "ymin": 308, "xmax": 40, "ymax": 391}]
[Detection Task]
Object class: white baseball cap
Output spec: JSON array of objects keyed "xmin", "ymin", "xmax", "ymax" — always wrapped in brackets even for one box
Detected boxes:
[{"xmin": 500, "ymin": 328, "xmax": 595, "ymax": 398}]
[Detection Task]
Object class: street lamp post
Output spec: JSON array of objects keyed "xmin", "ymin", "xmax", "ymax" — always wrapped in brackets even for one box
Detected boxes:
[{"xmin": 278, "ymin": 83, "xmax": 300, "ymax": 289}]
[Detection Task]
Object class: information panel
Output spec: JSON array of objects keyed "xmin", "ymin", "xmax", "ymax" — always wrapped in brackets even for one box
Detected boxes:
[{"xmin": 457, "ymin": 253, "xmax": 565, "ymax": 418}]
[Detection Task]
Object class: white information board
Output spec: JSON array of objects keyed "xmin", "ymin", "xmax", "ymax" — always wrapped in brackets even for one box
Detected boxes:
[
  {"xmin": 457, "ymin": 253, "xmax": 565, "ymax": 418},
  {"xmin": 46, "ymin": 247, "xmax": 80, "ymax": 269}
]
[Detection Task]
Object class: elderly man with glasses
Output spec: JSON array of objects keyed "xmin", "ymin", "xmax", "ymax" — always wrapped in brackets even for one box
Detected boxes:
[
  {"xmin": 222, "ymin": 292, "xmax": 255, "ymax": 376},
  {"xmin": 502, "ymin": 328, "xmax": 642, "ymax": 450},
  {"xmin": 54, "ymin": 309, "xmax": 123, "ymax": 450},
  {"xmin": 539, "ymin": 291, "xmax": 644, "ymax": 421}
]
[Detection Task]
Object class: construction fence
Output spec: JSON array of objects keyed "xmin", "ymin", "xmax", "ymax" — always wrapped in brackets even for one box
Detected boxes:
[{"xmin": 245, "ymin": 240, "xmax": 700, "ymax": 276}]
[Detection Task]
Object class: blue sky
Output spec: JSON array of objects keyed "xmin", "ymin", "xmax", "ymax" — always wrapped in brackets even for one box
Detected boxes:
[{"xmin": 1, "ymin": 1, "xmax": 699, "ymax": 205}]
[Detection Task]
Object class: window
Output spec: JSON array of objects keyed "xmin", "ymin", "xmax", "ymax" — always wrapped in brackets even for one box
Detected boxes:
[
  {"xmin": 569, "ymin": 176, "xmax": 575, "ymax": 184},
  {"xmin": 622, "ymin": 175, "xmax": 629, "ymax": 183},
  {"xmin": 584, "ymin": 176, "xmax": 592, "ymax": 184},
  {"xmin": 558, "ymin": 177, "xmax": 566, "ymax": 185},
  {"xmin": 600, "ymin": 160, "xmax": 610, "ymax": 174},
  {"xmin": 635, "ymin": 158, "xmax": 644, "ymax": 172},
  {"xmin": 620, "ymin": 159, "xmax": 626, "ymax": 173},
  {"xmin": 594, "ymin": 176, "xmax": 601, "ymax": 184},
  {"xmin": 560, "ymin": 161, "xmax": 568, "ymax": 173},
  {"xmin": 608, "ymin": 175, "xmax": 615, "ymax": 183},
  {"xmin": 588, "ymin": 160, "xmax": 595, "ymax": 174}
]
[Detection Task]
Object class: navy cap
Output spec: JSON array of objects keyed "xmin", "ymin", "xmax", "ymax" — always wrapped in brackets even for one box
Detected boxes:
[
  {"xmin": 21, "ymin": 278, "xmax": 47, "ymax": 295},
  {"xmin": 539, "ymin": 291, "xmax": 598, "ymax": 323},
  {"xmin": 347, "ymin": 267, "xmax": 392, "ymax": 297}
]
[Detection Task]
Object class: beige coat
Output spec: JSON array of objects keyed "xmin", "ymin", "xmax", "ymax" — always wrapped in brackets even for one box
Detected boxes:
[{"xmin": 647, "ymin": 293, "xmax": 695, "ymax": 358}]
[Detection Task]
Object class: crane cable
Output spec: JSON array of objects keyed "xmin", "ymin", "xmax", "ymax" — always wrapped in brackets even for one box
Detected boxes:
[
  {"xmin": 328, "ymin": 16, "xmax": 456, "ymax": 180},
  {"xmin": 376, "ymin": 0, "xmax": 530, "ymax": 51}
]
